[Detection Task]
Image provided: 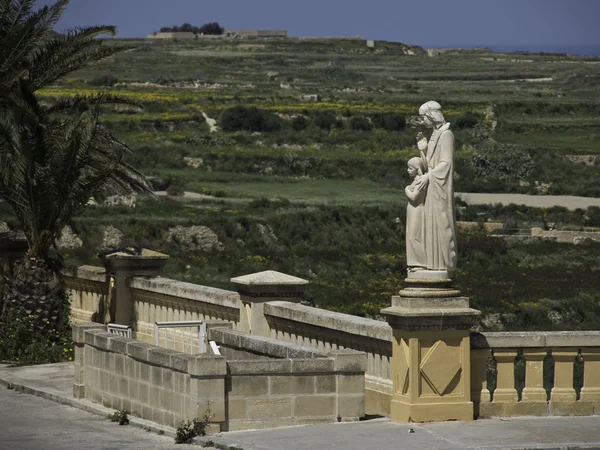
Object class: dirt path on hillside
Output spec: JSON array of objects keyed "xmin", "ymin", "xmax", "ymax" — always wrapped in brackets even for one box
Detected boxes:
[{"xmin": 456, "ymin": 193, "xmax": 600, "ymax": 210}]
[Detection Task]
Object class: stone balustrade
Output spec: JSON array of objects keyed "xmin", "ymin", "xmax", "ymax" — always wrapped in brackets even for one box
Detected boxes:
[
  {"xmin": 64, "ymin": 265, "xmax": 109, "ymax": 323},
  {"xmin": 60, "ymin": 264, "xmax": 600, "ymax": 423},
  {"xmin": 471, "ymin": 332, "xmax": 600, "ymax": 417},
  {"xmin": 129, "ymin": 276, "xmax": 240, "ymax": 346}
]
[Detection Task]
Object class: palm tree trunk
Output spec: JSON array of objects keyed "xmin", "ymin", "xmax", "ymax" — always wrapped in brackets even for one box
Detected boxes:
[{"xmin": 1, "ymin": 255, "xmax": 70, "ymax": 339}]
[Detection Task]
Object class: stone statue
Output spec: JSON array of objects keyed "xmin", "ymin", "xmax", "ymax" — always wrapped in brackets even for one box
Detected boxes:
[{"xmin": 406, "ymin": 101, "xmax": 457, "ymax": 277}]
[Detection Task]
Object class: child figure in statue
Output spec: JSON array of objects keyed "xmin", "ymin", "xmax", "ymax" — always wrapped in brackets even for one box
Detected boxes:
[{"xmin": 405, "ymin": 157, "xmax": 427, "ymax": 272}]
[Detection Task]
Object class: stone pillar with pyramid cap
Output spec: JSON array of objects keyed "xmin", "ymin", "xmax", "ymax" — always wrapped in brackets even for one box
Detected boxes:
[
  {"xmin": 381, "ymin": 271, "xmax": 480, "ymax": 423},
  {"xmin": 231, "ymin": 270, "xmax": 308, "ymax": 336}
]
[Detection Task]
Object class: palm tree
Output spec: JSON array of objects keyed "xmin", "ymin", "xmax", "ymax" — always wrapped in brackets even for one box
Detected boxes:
[{"xmin": 0, "ymin": 0, "xmax": 152, "ymax": 360}]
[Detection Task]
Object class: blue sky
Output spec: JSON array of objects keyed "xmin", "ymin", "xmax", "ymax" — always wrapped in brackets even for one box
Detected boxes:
[{"xmin": 38, "ymin": 0, "xmax": 600, "ymax": 47}]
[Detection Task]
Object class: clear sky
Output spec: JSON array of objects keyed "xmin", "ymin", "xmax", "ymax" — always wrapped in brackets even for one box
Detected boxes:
[{"xmin": 37, "ymin": 0, "xmax": 600, "ymax": 48}]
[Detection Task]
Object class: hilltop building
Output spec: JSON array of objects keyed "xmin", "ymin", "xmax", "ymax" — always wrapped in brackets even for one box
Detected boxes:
[
  {"xmin": 147, "ymin": 29, "xmax": 288, "ymax": 40},
  {"xmin": 147, "ymin": 32, "xmax": 196, "ymax": 39},
  {"xmin": 224, "ymin": 29, "xmax": 288, "ymax": 38}
]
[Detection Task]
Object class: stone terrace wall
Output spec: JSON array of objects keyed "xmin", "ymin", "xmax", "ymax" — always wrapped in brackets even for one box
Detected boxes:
[
  {"xmin": 73, "ymin": 323, "xmax": 365, "ymax": 431},
  {"xmin": 73, "ymin": 322, "xmax": 227, "ymax": 431},
  {"xmin": 263, "ymin": 301, "xmax": 393, "ymax": 417},
  {"xmin": 209, "ymin": 327, "xmax": 366, "ymax": 430},
  {"xmin": 531, "ymin": 227, "xmax": 600, "ymax": 244}
]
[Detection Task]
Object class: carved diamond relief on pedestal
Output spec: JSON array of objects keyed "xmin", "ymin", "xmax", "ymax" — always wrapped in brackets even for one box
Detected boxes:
[
  {"xmin": 420, "ymin": 340, "xmax": 461, "ymax": 395},
  {"xmin": 395, "ymin": 338, "xmax": 410, "ymax": 394}
]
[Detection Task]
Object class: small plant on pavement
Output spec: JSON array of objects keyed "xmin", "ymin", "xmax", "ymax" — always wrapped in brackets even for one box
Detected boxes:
[
  {"xmin": 108, "ymin": 409, "xmax": 130, "ymax": 425},
  {"xmin": 175, "ymin": 402, "xmax": 212, "ymax": 444}
]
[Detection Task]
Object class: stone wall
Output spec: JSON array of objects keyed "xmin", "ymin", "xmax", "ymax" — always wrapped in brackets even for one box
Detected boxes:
[
  {"xmin": 73, "ymin": 322, "xmax": 227, "ymax": 431},
  {"xmin": 531, "ymin": 227, "xmax": 600, "ymax": 243},
  {"xmin": 263, "ymin": 301, "xmax": 393, "ymax": 417},
  {"xmin": 73, "ymin": 323, "xmax": 365, "ymax": 431},
  {"xmin": 211, "ymin": 327, "xmax": 365, "ymax": 429}
]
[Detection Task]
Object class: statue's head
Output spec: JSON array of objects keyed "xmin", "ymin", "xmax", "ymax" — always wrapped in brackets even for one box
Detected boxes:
[
  {"xmin": 418, "ymin": 101, "xmax": 446, "ymax": 129},
  {"xmin": 407, "ymin": 157, "xmax": 425, "ymax": 177}
]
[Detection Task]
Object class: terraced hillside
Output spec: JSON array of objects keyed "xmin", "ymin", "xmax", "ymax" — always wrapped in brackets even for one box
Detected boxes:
[{"xmin": 2, "ymin": 38, "xmax": 598, "ymax": 329}]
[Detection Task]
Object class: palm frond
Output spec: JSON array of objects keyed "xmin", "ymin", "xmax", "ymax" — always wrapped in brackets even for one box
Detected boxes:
[
  {"xmin": 46, "ymin": 92, "xmax": 143, "ymax": 115},
  {"xmin": 26, "ymin": 26, "xmax": 134, "ymax": 91},
  {"xmin": 0, "ymin": 0, "xmax": 68, "ymax": 88}
]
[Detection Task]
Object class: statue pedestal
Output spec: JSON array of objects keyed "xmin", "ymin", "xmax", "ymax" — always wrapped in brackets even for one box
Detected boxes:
[{"xmin": 381, "ymin": 277, "xmax": 480, "ymax": 423}]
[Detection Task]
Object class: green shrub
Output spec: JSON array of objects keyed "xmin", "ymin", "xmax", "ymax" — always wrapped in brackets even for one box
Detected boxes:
[
  {"xmin": 220, "ymin": 106, "xmax": 281, "ymax": 132},
  {"xmin": 371, "ymin": 113, "xmax": 406, "ymax": 131},
  {"xmin": 312, "ymin": 110, "xmax": 343, "ymax": 131},
  {"xmin": 109, "ymin": 409, "xmax": 130, "ymax": 425},
  {"xmin": 349, "ymin": 115, "xmax": 373, "ymax": 131},
  {"xmin": 454, "ymin": 111, "xmax": 479, "ymax": 129},
  {"xmin": 166, "ymin": 176, "xmax": 186, "ymax": 196},
  {"xmin": 88, "ymin": 74, "xmax": 118, "ymax": 87},
  {"xmin": 0, "ymin": 306, "xmax": 73, "ymax": 365},
  {"xmin": 291, "ymin": 115, "xmax": 308, "ymax": 131},
  {"xmin": 175, "ymin": 403, "xmax": 212, "ymax": 444},
  {"xmin": 472, "ymin": 144, "xmax": 534, "ymax": 181}
]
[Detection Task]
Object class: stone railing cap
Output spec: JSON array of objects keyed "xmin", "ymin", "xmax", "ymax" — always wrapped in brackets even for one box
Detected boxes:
[
  {"xmin": 264, "ymin": 301, "xmax": 392, "ymax": 342},
  {"xmin": 471, "ymin": 331, "xmax": 600, "ymax": 349},
  {"xmin": 231, "ymin": 270, "xmax": 308, "ymax": 286}
]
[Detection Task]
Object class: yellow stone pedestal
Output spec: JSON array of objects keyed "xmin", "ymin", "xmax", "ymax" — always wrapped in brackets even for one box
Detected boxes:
[
  {"xmin": 391, "ymin": 399, "xmax": 475, "ymax": 423},
  {"xmin": 381, "ymin": 277, "xmax": 480, "ymax": 423}
]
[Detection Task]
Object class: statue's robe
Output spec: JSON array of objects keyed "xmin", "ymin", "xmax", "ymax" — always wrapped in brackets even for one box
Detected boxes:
[
  {"xmin": 423, "ymin": 122, "xmax": 457, "ymax": 272},
  {"xmin": 405, "ymin": 179, "xmax": 427, "ymax": 269}
]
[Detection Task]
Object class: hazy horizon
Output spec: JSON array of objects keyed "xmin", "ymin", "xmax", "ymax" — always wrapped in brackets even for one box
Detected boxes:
[{"xmin": 35, "ymin": 0, "xmax": 599, "ymax": 53}]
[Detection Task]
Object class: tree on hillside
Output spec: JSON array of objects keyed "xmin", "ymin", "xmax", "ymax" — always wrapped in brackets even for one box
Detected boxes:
[
  {"xmin": 0, "ymin": 0, "xmax": 152, "ymax": 363},
  {"xmin": 157, "ymin": 22, "xmax": 224, "ymax": 35},
  {"xmin": 198, "ymin": 22, "xmax": 223, "ymax": 35}
]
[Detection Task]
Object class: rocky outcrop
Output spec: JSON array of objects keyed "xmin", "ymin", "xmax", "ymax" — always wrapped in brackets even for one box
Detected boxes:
[
  {"xmin": 566, "ymin": 155, "xmax": 597, "ymax": 166},
  {"xmin": 104, "ymin": 195, "xmax": 136, "ymax": 208},
  {"xmin": 184, "ymin": 157, "xmax": 204, "ymax": 169},
  {"xmin": 56, "ymin": 226, "xmax": 83, "ymax": 249},
  {"xmin": 102, "ymin": 226, "xmax": 124, "ymax": 249},
  {"xmin": 167, "ymin": 225, "xmax": 224, "ymax": 252}
]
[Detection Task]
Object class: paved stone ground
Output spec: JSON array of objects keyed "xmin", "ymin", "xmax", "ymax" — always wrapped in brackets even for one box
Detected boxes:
[
  {"xmin": 210, "ymin": 416, "xmax": 600, "ymax": 450},
  {"xmin": 455, "ymin": 193, "xmax": 600, "ymax": 211},
  {"xmin": 2, "ymin": 363, "xmax": 600, "ymax": 450},
  {"xmin": 0, "ymin": 386, "xmax": 187, "ymax": 450}
]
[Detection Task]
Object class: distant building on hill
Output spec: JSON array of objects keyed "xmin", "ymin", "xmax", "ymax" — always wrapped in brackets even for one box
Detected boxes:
[
  {"xmin": 225, "ymin": 29, "xmax": 288, "ymax": 38},
  {"xmin": 147, "ymin": 32, "xmax": 196, "ymax": 39},
  {"xmin": 295, "ymin": 36, "xmax": 362, "ymax": 41}
]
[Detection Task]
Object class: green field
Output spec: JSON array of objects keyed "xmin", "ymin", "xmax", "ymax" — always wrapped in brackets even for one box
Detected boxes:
[{"xmin": 2, "ymin": 37, "xmax": 599, "ymax": 330}]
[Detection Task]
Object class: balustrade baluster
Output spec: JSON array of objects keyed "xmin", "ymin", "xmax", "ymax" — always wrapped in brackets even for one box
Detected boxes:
[
  {"xmin": 551, "ymin": 348, "xmax": 577, "ymax": 402},
  {"xmin": 521, "ymin": 349, "xmax": 548, "ymax": 402},
  {"xmin": 580, "ymin": 347, "xmax": 600, "ymax": 403},
  {"xmin": 491, "ymin": 349, "xmax": 518, "ymax": 403},
  {"xmin": 471, "ymin": 349, "xmax": 491, "ymax": 403}
]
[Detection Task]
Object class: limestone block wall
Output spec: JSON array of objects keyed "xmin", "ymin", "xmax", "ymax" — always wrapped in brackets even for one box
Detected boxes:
[
  {"xmin": 73, "ymin": 323, "xmax": 227, "ymax": 431},
  {"xmin": 209, "ymin": 327, "xmax": 366, "ymax": 430},
  {"xmin": 262, "ymin": 301, "xmax": 393, "ymax": 417},
  {"xmin": 65, "ymin": 265, "xmax": 109, "ymax": 323},
  {"xmin": 531, "ymin": 227, "xmax": 600, "ymax": 243},
  {"xmin": 73, "ymin": 323, "xmax": 365, "ymax": 432}
]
